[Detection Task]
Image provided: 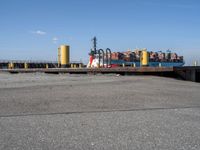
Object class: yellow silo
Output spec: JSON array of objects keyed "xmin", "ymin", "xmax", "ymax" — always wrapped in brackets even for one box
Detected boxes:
[
  {"xmin": 140, "ymin": 49, "xmax": 149, "ymax": 66},
  {"xmin": 59, "ymin": 45, "xmax": 70, "ymax": 68}
]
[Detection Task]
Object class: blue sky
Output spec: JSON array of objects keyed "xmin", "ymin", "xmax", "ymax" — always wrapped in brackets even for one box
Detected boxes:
[{"xmin": 0, "ymin": 0, "xmax": 199, "ymax": 65}]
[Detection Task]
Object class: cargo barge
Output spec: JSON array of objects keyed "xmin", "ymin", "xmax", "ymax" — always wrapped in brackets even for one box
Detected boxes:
[{"xmin": 87, "ymin": 37, "xmax": 184, "ymax": 68}]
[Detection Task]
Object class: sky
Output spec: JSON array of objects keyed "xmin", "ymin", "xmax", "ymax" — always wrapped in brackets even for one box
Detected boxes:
[{"xmin": 0, "ymin": 0, "xmax": 200, "ymax": 65}]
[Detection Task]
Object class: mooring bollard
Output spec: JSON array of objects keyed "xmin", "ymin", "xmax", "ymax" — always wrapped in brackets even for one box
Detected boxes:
[
  {"xmin": 8, "ymin": 62, "xmax": 14, "ymax": 69},
  {"xmin": 24, "ymin": 63, "xmax": 28, "ymax": 69}
]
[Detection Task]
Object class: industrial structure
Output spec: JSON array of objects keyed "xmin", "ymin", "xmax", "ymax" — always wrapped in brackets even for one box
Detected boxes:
[
  {"xmin": 0, "ymin": 37, "xmax": 199, "ymax": 82},
  {"xmin": 0, "ymin": 44, "xmax": 82, "ymax": 69},
  {"xmin": 87, "ymin": 37, "xmax": 184, "ymax": 68},
  {"xmin": 58, "ymin": 45, "xmax": 70, "ymax": 68},
  {"xmin": 0, "ymin": 37, "xmax": 185, "ymax": 69}
]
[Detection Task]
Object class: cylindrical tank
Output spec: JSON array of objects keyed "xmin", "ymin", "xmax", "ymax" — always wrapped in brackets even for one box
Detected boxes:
[
  {"xmin": 140, "ymin": 50, "xmax": 149, "ymax": 66},
  {"xmin": 60, "ymin": 45, "xmax": 70, "ymax": 68}
]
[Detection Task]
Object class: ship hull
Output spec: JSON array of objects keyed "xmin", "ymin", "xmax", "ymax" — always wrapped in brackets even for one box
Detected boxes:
[{"xmin": 111, "ymin": 60, "xmax": 184, "ymax": 67}]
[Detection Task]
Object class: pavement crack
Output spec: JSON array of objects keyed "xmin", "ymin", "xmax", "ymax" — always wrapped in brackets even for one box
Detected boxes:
[{"xmin": 0, "ymin": 106, "xmax": 200, "ymax": 118}]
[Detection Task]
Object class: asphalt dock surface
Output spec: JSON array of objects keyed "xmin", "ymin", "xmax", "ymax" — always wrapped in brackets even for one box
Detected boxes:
[{"xmin": 0, "ymin": 73, "xmax": 200, "ymax": 150}]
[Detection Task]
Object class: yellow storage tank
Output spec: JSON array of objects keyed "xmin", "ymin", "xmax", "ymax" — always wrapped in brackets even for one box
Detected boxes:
[
  {"xmin": 59, "ymin": 45, "xmax": 70, "ymax": 68},
  {"xmin": 140, "ymin": 50, "xmax": 149, "ymax": 66}
]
